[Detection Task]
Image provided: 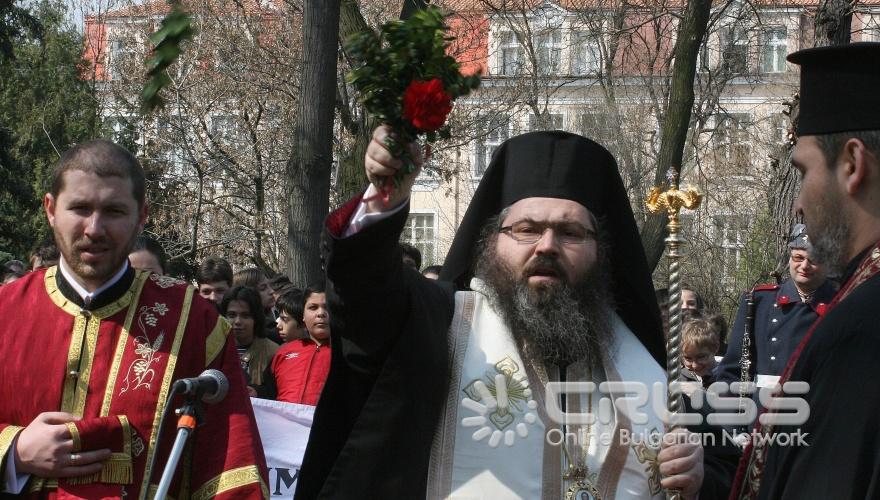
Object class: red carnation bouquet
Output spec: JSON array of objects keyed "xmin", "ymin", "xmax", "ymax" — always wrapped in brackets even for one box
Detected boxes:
[{"xmin": 345, "ymin": 7, "xmax": 480, "ymax": 202}]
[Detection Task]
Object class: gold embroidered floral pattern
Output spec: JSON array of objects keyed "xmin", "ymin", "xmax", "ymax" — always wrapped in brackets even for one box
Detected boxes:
[
  {"xmin": 132, "ymin": 436, "xmax": 145, "ymax": 458},
  {"xmin": 149, "ymin": 273, "xmax": 185, "ymax": 289},
  {"xmin": 632, "ymin": 428, "xmax": 662, "ymax": 495},
  {"xmin": 192, "ymin": 465, "xmax": 267, "ymax": 500},
  {"xmin": 119, "ymin": 303, "xmax": 168, "ymax": 395}
]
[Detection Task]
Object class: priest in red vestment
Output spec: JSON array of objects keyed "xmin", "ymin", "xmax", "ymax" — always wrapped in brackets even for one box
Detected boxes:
[{"xmin": 0, "ymin": 140, "xmax": 268, "ymax": 499}]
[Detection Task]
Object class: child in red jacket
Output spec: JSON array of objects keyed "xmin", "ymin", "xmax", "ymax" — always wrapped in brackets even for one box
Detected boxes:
[{"xmin": 255, "ymin": 285, "xmax": 331, "ymax": 405}]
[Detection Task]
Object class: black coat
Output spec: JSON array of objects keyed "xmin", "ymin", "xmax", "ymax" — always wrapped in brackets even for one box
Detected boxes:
[
  {"xmin": 296, "ymin": 200, "xmax": 738, "ymax": 499},
  {"xmin": 755, "ymin": 253, "xmax": 880, "ymax": 499},
  {"xmin": 295, "ymin": 204, "xmax": 454, "ymax": 499}
]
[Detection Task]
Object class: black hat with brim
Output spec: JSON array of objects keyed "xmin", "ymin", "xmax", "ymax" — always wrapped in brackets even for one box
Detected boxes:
[
  {"xmin": 788, "ymin": 42, "xmax": 880, "ymax": 136},
  {"xmin": 439, "ymin": 130, "xmax": 665, "ymax": 366}
]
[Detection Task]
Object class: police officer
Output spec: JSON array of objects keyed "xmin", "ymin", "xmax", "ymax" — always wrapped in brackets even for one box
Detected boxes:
[{"xmin": 715, "ymin": 224, "xmax": 836, "ymax": 398}]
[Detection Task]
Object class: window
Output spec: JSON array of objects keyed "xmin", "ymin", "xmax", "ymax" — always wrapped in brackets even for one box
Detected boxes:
[
  {"xmin": 156, "ymin": 118, "xmax": 184, "ymax": 164},
  {"xmin": 105, "ymin": 116, "xmax": 137, "ymax": 147},
  {"xmin": 528, "ymin": 113, "xmax": 563, "ymax": 131},
  {"xmin": 715, "ymin": 113, "xmax": 751, "ymax": 165},
  {"xmin": 577, "ymin": 112, "xmax": 612, "ymax": 138},
  {"xmin": 865, "ymin": 25, "xmax": 880, "ymax": 42},
  {"xmin": 771, "ymin": 114, "xmax": 789, "ymax": 144},
  {"xmin": 401, "ymin": 213, "xmax": 436, "ymax": 267},
  {"xmin": 721, "ymin": 26, "xmax": 749, "ymax": 74},
  {"xmin": 414, "ymin": 155, "xmax": 441, "ymax": 190},
  {"xmin": 107, "ymin": 38, "xmax": 135, "ymax": 80},
  {"xmin": 211, "ymin": 115, "xmax": 245, "ymax": 146},
  {"xmin": 697, "ymin": 41, "xmax": 711, "ymax": 72},
  {"xmin": 497, "ymin": 31, "xmax": 524, "ymax": 76},
  {"xmin": 572, "ymin": 32, "xmax": 601, "ymax": 75},
  {"xmin": 858, "ymin": 14, "xmax": 880, "ymax": 41},
  {"xmin": 534, "ymin": 29, "xmax": 562, "ymax": 75},
  {"xmin": 713, "ymin": 214, "xmax": 750, "ymax": 282},
  {"xmin": 761, "ymin": 27, "xmax": 787, "ymax": 73},
  {"xmin": 474, "ymin": 114, "xmax": 510, "ymax": 176}
]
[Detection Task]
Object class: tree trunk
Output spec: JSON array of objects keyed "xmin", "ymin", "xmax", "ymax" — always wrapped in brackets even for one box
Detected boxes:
[
  {"xmin": 640, "ymin": 0, "xmax": 713, "ymax": 271},
  {"xmin": 286, "ymin": 0, "xmax": 340, "ymax": 286},
  {"xmin": 766, "ymin": 0, "xmax": 852, "ymax": 273},
  {"xmin": 815, "ymin": 0, "xmax": 853, "ymax": 46}
]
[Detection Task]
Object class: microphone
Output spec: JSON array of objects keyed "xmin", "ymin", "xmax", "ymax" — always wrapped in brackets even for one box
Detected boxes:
[{"xmin": 172, "ymin": 369, "xmax": 229, "ymax": 404}]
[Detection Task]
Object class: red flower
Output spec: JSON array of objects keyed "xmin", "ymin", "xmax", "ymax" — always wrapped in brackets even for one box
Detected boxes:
[{"xmin": 402, "ymin": 78, "xmax": 453, "ymax": 132}]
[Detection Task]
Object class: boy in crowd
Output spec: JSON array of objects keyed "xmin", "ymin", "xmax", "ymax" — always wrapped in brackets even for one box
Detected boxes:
[
  {"xmin": 196, "ymin": 257, "xmax": 233, "ymax": 305},
  {"xmin": 680, "ymin": 318, "xmax": 720, "ymax": 389},
  {"xmin": 275, "ymin": 288, "xmax": 305, "ymax": 342}
]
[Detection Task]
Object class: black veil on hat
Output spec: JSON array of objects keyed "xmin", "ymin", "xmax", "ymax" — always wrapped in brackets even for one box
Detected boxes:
[{"xmin": 439, "ymin": 130, "xmax": 665, "ymax": 365}]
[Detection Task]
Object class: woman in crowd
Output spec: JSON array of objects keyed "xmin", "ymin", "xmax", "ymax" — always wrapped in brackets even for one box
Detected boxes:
[
  {"xmin": 128, "ymin": 236, "xmax": 166, "ymax": 275},
  {"xmin": 233, "ymin": 267, "xmax": 281, "ymax": 343},
  {"xmin": 220, "ymin": 285, "xmax": 279, "ymax": 397},
  {"xmin": 255, "ymin": 285, "xmax": 331, "ymax": 405}
]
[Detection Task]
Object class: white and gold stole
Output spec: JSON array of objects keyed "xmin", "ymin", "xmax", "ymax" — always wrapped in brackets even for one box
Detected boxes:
[{"xmin": 427, "ymin": 279, "xmax": 666, "ymax": 500}]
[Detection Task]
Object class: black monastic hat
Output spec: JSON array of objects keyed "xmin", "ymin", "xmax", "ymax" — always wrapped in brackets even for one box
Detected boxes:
[
  {"xmin": 788, "ymin": 42, "xmax": 880, "ymax": 136},
  {"xmin": 439, "ymin": 130, "xmax": 665, "ymax": 366}
]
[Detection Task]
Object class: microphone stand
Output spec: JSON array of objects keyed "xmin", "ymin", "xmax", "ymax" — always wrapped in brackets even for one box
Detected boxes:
[{"xmin": 154, "ymin": 392, "xmax": 205, "ymax": 500}]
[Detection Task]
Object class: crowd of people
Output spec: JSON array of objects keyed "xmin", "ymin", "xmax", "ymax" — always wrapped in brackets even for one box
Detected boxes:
[
  {"xmin": 672, "ymin": 222, "xmax": 837, "ymax": 436},
  {"xmin": 1, "ymin": 221, "xmax": 462, "ymax": 416}
]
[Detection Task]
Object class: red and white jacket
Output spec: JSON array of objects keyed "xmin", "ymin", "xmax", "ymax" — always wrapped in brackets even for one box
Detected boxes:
[{"xmin": 270, "ymin": 337, "xmax": 331, "ymax": 406}]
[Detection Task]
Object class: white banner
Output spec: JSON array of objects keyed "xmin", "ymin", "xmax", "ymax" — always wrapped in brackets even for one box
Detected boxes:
[{"xmin": 251, "ymin": 398, "xmax": 315, "ymax": 498}]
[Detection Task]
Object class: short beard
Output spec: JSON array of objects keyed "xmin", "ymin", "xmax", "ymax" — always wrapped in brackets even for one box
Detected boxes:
[
  {"xmin": 474, "ymin": 233, "xmax": 613, "ymax": 369},
  {"xmin": 809, "ymin": 192, "xmax": 852, "ymax": 275},
  {"xmin": 55, "ymin": 227, "xmax": 139, "ymax": 283}
]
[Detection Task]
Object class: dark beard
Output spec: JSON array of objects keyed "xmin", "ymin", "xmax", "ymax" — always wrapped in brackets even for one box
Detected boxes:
[
  {"xmin": 475, "ymin": 247, "xmax": 613, "ymax": 369},
  {"xmin": 808, "ymin": 191, "xmax": 852, "ymax": 275}
]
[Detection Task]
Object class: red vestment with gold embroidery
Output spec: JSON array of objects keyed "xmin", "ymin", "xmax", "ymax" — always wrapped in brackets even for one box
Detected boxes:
[{"xmin": 0, "ymin": 267, "xmax": 269, "ymax": 499}]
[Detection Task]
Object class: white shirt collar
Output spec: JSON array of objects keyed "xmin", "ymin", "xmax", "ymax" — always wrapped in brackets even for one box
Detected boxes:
[{"xmin": 58, "ymin": 256, "xmax": 130, "ymax": 305}]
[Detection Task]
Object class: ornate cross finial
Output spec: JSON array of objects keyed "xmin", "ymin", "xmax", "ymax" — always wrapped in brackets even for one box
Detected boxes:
[{"xmin": 646, "ymin": 168, "xmax": 702, "ymax": 228}]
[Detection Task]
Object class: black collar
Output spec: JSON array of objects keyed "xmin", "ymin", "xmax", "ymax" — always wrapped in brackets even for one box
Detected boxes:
[
  {"xmin": 840, "ymin": 246, "xmax": 873, "ymax": 286},
  {"xmin": 55, "ymin": 266, "xmax": 136, "ymax": 311}
]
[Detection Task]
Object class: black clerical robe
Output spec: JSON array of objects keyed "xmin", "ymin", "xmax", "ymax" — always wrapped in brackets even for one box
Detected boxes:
[
  {"xmin": 297, "ymin": 197, "xmax": 737, "ymax": 499},
  {"xmin": 294, "ymin": 199, "xmax": 454, "ymax": 499},
  {"xmin": 746, "ymin": 246, "xmax": 880, "ymax": 499}
]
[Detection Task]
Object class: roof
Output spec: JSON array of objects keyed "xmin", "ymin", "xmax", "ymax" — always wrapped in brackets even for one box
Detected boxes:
[
  {"xmin": 98, "ymin": 0, "xmax": 288, "ymax": 20},
  {"xmin": 93, "ymin": 0, "xmax": 880, "ymax": 22},
  {"xmin": 437, "ymin": 0, "xmax": 880, "ymax": 12}
]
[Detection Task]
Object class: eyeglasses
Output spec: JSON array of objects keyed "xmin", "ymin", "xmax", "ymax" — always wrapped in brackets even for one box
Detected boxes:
[
  {"xmin": 499, "ymin": 220, "xmax": 596, "ymax": 245},
  {"xmin": 682, "ymin": 354, "xmax": 714, "ymax": 364},
  {"xmin": 791, "ymin": 254, "xmax": 815, "ymax": 265}
]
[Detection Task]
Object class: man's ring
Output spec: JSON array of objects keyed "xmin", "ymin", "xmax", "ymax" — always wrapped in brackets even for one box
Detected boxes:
[{"xmin": 70, "ymin": 453, "xmax": 80, "ymax": 465}]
